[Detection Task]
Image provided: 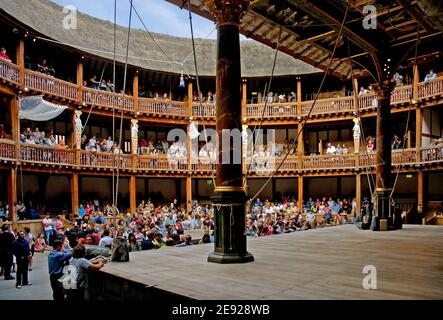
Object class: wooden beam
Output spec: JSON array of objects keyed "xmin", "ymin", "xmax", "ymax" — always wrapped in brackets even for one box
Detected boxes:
[
  {"xmin": 297, "ymin": 175, "xmax": 303, "ymax": 209},
  {"xmin": 71, "ymin": 173, "xmax": 79, "ymax": 219},
  {"xmin": 394, "ymin": 0, "xmax": 433, "ymax": 32},
  {"xmin": 129, "ymin": 175, "xmax": 136, "ymax": 214},
  {"xmin": 7, "ymin": 167, "xmax": 17, "ymax": 221},
  {"xmin": 16, "ymin": 38, "xmax": 24, "ymax": 86},
  {"xmin": 186, "ymin": 175, "xmax": 192, "ymax": 213}
]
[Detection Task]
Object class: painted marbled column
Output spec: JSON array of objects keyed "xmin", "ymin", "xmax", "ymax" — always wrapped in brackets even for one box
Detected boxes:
[
  {"xmin": 131, "ymin": 119, "xmax": 139, "ymax": 155},
  {"xmin": 74, "ymin": 110, "xmax": 83, "ymax": 150},
  {"xmin": 205, "ymin": 0, "xmax": 253, "ymax": 263}
]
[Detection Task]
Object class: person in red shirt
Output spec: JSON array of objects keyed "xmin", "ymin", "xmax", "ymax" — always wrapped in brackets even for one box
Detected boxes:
[{"xmin": 0, "ymin": 47, "xmax": 11, "ymax": 62}]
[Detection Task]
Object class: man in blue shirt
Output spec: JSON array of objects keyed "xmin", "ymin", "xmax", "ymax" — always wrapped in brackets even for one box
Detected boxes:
[
  {"xmin": 48, "ymin": 239, "xmax": 72, "ymax": 301},
  {"xmin": 424, "ymin": 69, "xmax": 437, "ymax": 85},
  {"xmin": 92, "ymin": 212, "xmax": 106, "ymax": 225}
]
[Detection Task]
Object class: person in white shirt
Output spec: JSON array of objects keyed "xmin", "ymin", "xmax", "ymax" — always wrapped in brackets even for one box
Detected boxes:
[
  {"xmin": 326, "ymin": 143, "xmax": 336, "ymax": 155},
  {"xmin": 42, "ymin": 214, "xmax": 53, "ymax": 245},
  {"xmin": 106, "ymin": 136, "xmax": 114, "ymax": 149}
]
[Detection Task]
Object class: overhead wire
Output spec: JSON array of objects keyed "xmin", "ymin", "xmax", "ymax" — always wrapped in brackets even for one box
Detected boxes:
[{"xmin": 249, "ymin": 3, "xmax": 351, "ymax": 203}]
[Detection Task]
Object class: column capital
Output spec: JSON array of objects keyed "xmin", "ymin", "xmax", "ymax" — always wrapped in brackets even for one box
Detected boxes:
[{"xmin": 205, "ymin": 0, "xmax": 250, "ymax": 26}]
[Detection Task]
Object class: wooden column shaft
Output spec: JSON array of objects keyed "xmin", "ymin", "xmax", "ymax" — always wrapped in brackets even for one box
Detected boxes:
[
  {"xmin": 129, "ymin": 175, "xmax": 136, "ymax": 214},
  {"xmin": 356, "ymin": 174, "xmax": 361, "ymax": 217},
  {"xmin": 16, "ymin": 39, "xmax": 25, "ymax": 85},
  {"xmin": 298, "ymin": 175, "xmax": 303, "ymax": 209},
  {"xmin": 71, "ymin": 173, "xmax": 79, "ymax": 219},
  {"xmin": 7, "ymin": 168, "xmax": 17, "ymax": 221},
  {"xmin": 133, "ymin": 72, "xmax": 139, "ymax": 114},
  {"xmin": 417, "ymin": 171, "xmax": 424, "ymax": 214},
  {"xmin": 186, "ymin": 176, "xmax": 192, "ymax": 213}
]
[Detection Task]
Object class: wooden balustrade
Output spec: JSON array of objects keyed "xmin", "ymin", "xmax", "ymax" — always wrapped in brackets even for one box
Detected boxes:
[
  {"xmin": 137, "ymin": 155, "xmax": 188, "ymax": 172},
  {"xmin": 302, "ymin": 154, "xmax": 356, "ymax": 170},
  {"xmin": 20, "ymin": 144, "xmax": 76, "ymax": 165},
  {"xmin": 191, "ymin": 157, "xmax": 216, "ymax": 172},
  {"xmin": 80, "ymin": 151, "xmax": 132, "ymax": 169},
  {"xmin": 420, "ymin": 144, "xmax": 443, "ymax": 163},
  {"xmin": 357, "ymin": 93, "xmax": 378, "ymax": 110},
  {"xmin": 139, "ymin": 98, "xmax": 188, "ymax": 117},
  {"xmin": 392, "ymin": 148, "xmax": 416, "ymax": 165},
  {"xmin": 24, "ymin": 69, "xmax": 78, "ymax": 100},
  {"xmin": 246, "ymin": 156, "xmax": 298, "ymax": 174},
  {"xmin": 391, "ymin": 85, "xmax": 412, "ymax": 105},
  {"xmin": 301, "ymin": 96, "xmax": 354, "ymax": 116},
  {"xmin": 0, "ymin": 139, "xmax": 16, "ymax": 160},
  {"xmin": 246, "ymin": 102, "xmax": 297, "ymax": 118},
  {"xmin": 192, "ymin": 102, "xmax": 216, "ymax": 118},
  {"xmin": 82, "ymin": 87, "xmax": 134, "ymax": 111},
  {"xmin": 418, "ymin": 77, "xmax": 443, "ymax": 99},
  {"xmin": 0, "ymin": 59, "xmax": 20, "ymax": 84}
]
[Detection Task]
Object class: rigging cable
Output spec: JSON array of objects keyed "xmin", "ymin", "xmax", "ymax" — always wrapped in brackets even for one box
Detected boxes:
[
  {"xmin": 115, "ymin": 0, "xmax": 134, "ymax": 209},
  {"xmin": 187, "ymin": 1, "xmax": 216, "ymax": 188},
  {"xmin": 249, "ymin": 3, "xmax": 351, "ymax": 203}
]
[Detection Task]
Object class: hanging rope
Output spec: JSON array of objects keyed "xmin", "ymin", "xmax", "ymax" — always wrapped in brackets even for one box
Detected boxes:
[
  {"xmin": 249, "ymin": 4, "xmax": 351, "ymax": 203},
  {"xmin": 188, "ymin": 1, "xmax": 216, "ymax": 188},
  {"xmin": 112, "ymin": 0, "xmax": 117, "ymax": 217},
  {"xmin": 115, "ymin": 0, "xmax": 134, "ymax": 210},
  {"xmin": 244, "ymin": 26, "xmax": 283, "ymax": 187},
  {"xmin": 389, "ymin": 22, "xmax": 421, "ymax": 200}
]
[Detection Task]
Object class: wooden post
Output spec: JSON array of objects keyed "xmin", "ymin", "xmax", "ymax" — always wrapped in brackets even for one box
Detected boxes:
[
  {"xmin": 413, "ymin": 64, "xmax": 419, "ymax": 100},
  {"xmin": 417, "ymin": 170, "xmax": 424, "ymax": 215},
  {"xmin": 242, "ymin": 79, "xmax": 247, "ymax": 121},
  {"xmin": 77, "ymin": 59, "xmax": 83, "ymax": 101},
  {"xmin": 16, "ymin": 38, "xmax": 25, "ymax": 86},
  {"xmin": 186, "ymin": 176, "xmax": 192, "ymax": 213},
  {"xmin": 298, "ymin": 175, "xmax": 303, "ymax": 209},
  {"xmin": 7, "ymin": 168, "xmax": 17, "ymax": 221},
  {"xmin": 407, "ymin": 130, "xmax": 411, "ymax": 149},
  {"xmin": 356, "ymin": 173, "xmax": 361, "ymax": 218},
  {"xmin": 71, "ymin": 173, "xmax": 79, "ymax": 219},
  {"xmin": 353, "ymin": 77, "xmax": 359, "ymax": 111},
  {"xmin": 129, "ymin": 175, "xmax": 136, "ymax": 214},
  {"xmin": 206, "ymin": 0, "xmax": 253, "ymax": 264},
  {"xmin": 133, "ymin": 71, "xmax": 139, "ymax": 115},
  {"xmin": 319, "ymin": 140, "xmax": 323, "ymax": 155},
  {"xmin": 188, "ymin": 81, "xmax": 193, "ymax": 119}
]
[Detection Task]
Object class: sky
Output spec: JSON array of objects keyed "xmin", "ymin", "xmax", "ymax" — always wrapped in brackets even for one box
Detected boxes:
[{"xmin": 52, "ymin": 0, "xmax": 217, "ymax": 39}]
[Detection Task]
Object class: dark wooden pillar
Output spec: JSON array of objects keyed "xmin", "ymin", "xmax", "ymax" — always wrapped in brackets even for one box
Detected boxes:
[
  {"xmin": 374, "ymin": 81, "xmax": 393, "ymax": 226},
  {"xmin": 7, "ymin": 168, "xmax": 17, "ymax": 221},
  {"xmin": 206, "ymin": 0, "xmax": 253, "ymax": 264}
]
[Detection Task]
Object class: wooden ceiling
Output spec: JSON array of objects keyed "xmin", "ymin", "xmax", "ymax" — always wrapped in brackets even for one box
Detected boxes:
[{"xmin": 166, "ymin": 0, "xmax": 443, "ymax": 81}]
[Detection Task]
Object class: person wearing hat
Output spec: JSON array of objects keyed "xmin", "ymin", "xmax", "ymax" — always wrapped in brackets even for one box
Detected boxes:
[{"xmin": 0, "ymin": 224, "xmax": 15, "ymax": 280}]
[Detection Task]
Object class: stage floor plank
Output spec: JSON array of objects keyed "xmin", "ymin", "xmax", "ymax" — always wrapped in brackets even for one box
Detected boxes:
[{"xmin": 101, "ymin": 225, "xmax": 443, "ymax": 300}]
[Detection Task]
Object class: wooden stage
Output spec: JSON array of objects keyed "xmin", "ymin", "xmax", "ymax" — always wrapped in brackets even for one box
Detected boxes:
[{"xmin": 90, "ymin": 224, "xmax": 443, "ymax": 300}]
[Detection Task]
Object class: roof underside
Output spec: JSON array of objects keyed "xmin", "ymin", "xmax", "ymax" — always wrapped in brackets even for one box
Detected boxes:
[
  {"xmin": 167, "ymin": 0, "xmax": 443, "ymax": 80},
  {"xmin": 0, "ymin": 0, "xmax": 323, "ymax": 78}
]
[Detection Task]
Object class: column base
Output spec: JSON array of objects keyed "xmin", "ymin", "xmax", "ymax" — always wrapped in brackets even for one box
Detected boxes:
[{"xmin": 208, "ymin": 251, "xmax": 254, "ymax": 264}]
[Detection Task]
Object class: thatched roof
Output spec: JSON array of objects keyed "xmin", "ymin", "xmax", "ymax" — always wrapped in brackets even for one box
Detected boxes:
[{"xmin": 0, "ymin": 0, "xmax": 322, "ymax": 77}]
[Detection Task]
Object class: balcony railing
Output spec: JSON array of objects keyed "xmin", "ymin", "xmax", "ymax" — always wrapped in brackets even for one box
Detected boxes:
[
  {"xmin": 301, "ymin": 96, "xmax": 354, "ymax": 116},
  {"xmin": 0, "ymin": 59, "xmax": 20, "ymax": 84},
  {"xmin": 392, "ymin": 148, "xmax": 417, "ymax": 165},
  {"xmin": 80, "ymin": 151, "xmax": 132, "ymax": 169},
  {"xmin": 82, "ymin": 88, "xmax": 134, "ymax": 112},
  {"xmin": 24, "ymin": 70, "xmax": 78, "ymax": 100},
  {"xmin": 358, "ymin": 93, "xmax": 378, "ymax": 110},
  {"xmin": 191, "ymin": 158, "xmax": 216, "ymax": 172},
  {"xmin": 192, "ymin": 102, "xmax": 216, "ymax": 118},
  {"xmin": 246, "ymin": 156, "xmax": 298, "ymax": 173},
  {"xmin": 391, "ymin": 85, "xmax": 412, "ymax": 105},
  {"xmin": 0, "ymin": 139, "xmax": 16, "ymax": 160},
  {"xmin": 418, "ymin": 77, "xmax": 443, "ymax": 99},
  {"xmin": 19, "ymin": 144, "xmax": 76, "ymax": 165},
  {"xmin": 302, "ymin": 154, "xmax": 356, "ymax": 170},
  {"xmin": 420, "ymin": 144, "xmax": 443, "ymax": 163},
  {"xmin": 247, "ymin": 102, "xmax": 297, "ymax": 118},
  {"xmin": 138, "ymin": 155, "xmax": 188, "ymax": 172},
  {"xmin": 139, "ymin": 98, "xmax": 188, "ymax": 117}
]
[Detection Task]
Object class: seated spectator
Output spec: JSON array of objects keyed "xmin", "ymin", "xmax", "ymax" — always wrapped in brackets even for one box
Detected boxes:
[
  {"xmin": 326, "ymin": 143, "xmax": 336, "ymax": 155},
  {"xmin": 89, "ymin": 75, "xmax": 100, "ymax": 89},
  {"xmin": 424, "ymin": 69, "xmax": 437, "ymax": 85},
  {"xmin": 393, "ymin": 72, "xmax": 403, "ymax": 87},
  {"xmin": 0, "ymin": 47, "xmax": 11, "ymax": 62},
  {"xmin": 34, "ymin": 233, "xmax": 51, "ymax": 252}
]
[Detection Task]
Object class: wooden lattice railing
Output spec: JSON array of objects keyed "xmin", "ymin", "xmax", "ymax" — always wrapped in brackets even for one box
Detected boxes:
[
  {"xmin": 139, "ymin": 98, "xmax": 188, "ymax": 117},
  {"xmin": 0, "ymin": 59, "xmax": 20, "ymax": 84},
  {"xmin": 82, "ymin": 87, "xmax": 134, "ymax": 111},
  {"xmin": 20, "ymin": 144, "xmax": 76, "ymax": 165},
  {"xmin": 25, "ymin": 69, "xmax": 78, "ymax": 100}
]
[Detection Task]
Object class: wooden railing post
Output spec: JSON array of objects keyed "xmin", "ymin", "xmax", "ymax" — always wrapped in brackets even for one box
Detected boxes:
[{"xmin": 16, "ymin": 38, "xmax": 25, "ymax": 87}]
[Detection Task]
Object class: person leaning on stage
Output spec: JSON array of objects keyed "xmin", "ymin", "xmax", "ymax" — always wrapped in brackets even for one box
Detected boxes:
[
  {"xmin": 66, "ymin": 244, "xmax": 104, "ymax": 301},
  {"xmin": 48, "ymin": 239, "xmax": 72, "ymax": 301}
]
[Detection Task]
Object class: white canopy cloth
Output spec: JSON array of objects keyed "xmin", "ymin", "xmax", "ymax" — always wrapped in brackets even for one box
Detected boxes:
[{"xmin": 19, "ymin": 96, "xmax": 67, "ymax": 121}]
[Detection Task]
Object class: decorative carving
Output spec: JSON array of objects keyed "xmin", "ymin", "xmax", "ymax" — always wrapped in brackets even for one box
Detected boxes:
[
  {"xmin": 352, "ymin": 118, "xmax": 361, "ymax": 154},
  {"xmin": 205, "ymin": 0, "xmax": 250, "ymax": 26},
  {"xmin": 74, "ymin": 110, "xmax": 83, "ymax": 149},
  {"xmin": 131, "ymin": 119, "xmax": 138, "ymax": 155}
]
